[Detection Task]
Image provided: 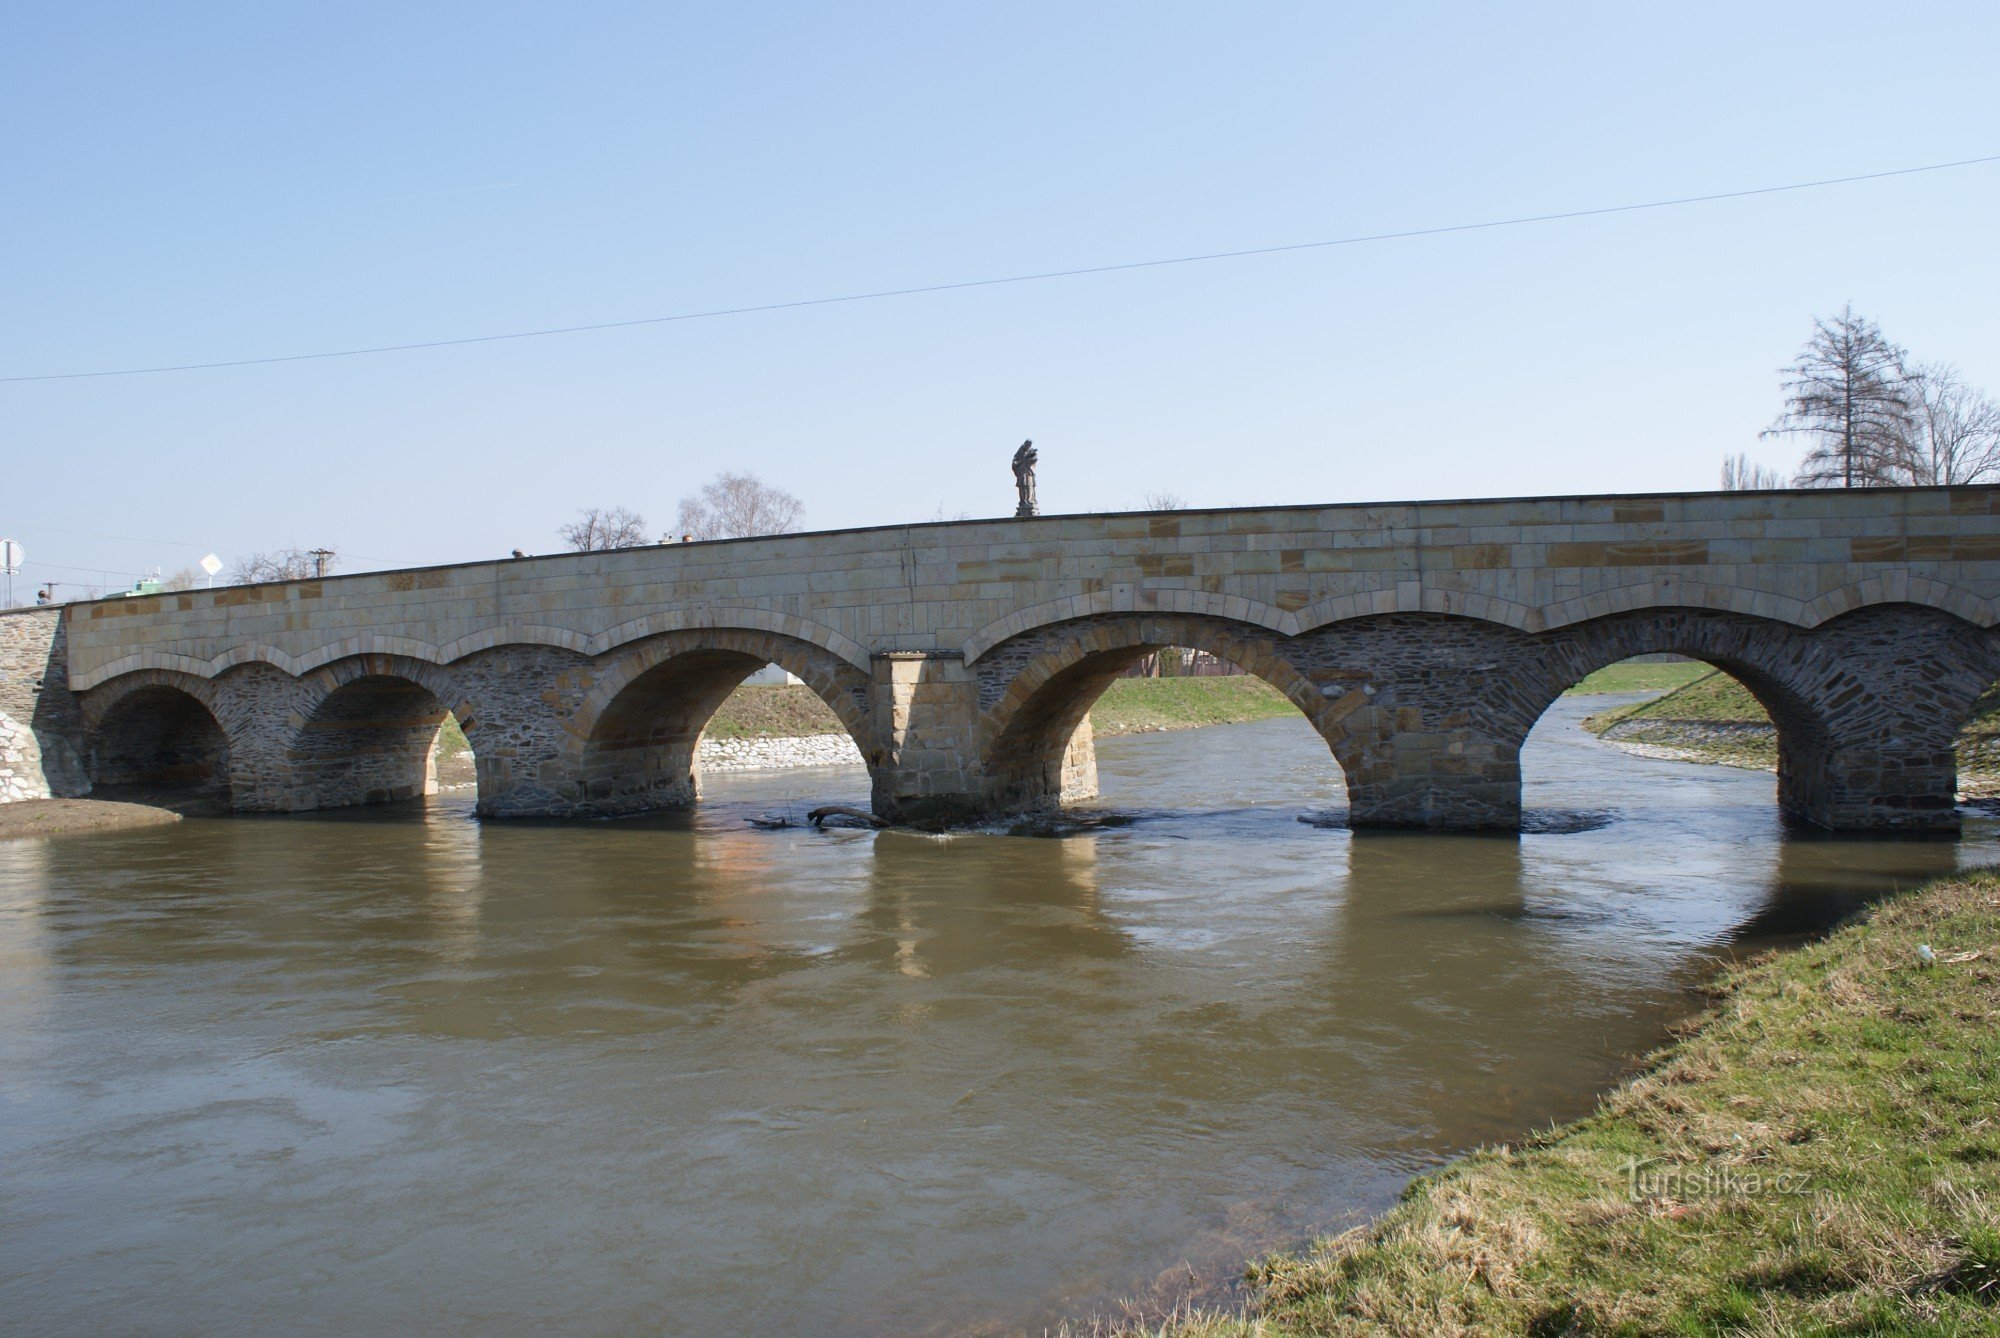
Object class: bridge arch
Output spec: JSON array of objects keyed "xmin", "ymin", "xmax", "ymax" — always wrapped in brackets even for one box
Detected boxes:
[
  {"xmin": 976, "ymin": 612, "xmax": 1347, "ymax": 813},
  {"xmin": 1503, "ymin": 603, "xmax": 2000, "ymax": 829},
  {"xmin": 280, "ymin": 654, "xmax": 480, "ymax": 810},
  {"xmin": 565, "ymin": 628, "xmax": 876, "ymax": 816},
  {"xmin": 82, "ymin": 670, "xmax": 234, "ymax": 800},
  {"xmin": 1502, "ymin": 609, "xmax": 1839, "ymax": 823}
]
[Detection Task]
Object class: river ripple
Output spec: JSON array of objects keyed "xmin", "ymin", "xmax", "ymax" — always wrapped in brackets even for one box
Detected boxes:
[{"xmin": 1, "ymin": 695, "xmax": 1991, "ymax": 1335}]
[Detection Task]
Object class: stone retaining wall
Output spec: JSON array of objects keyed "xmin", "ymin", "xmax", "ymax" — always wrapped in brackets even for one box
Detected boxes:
[{"xmin": 0, "ymin": 608, "xmax": 88, "ymax": 802}]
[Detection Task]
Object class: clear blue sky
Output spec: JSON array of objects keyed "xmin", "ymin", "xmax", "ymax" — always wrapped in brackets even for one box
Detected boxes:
[{"xmin": 4, "ymin": 2, "xmax": 1997, "ymax": 596}]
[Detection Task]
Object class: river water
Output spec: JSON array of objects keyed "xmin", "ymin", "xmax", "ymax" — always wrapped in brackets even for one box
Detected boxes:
[{"xmin": 2, "ymin": 696, "xmax": 1992, "ymax": 1335}]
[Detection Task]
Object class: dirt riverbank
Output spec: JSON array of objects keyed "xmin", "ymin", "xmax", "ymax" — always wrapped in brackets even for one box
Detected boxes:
[{"xmin": 0, "ymin": 797, "xmax": 184, "ymax": 840}]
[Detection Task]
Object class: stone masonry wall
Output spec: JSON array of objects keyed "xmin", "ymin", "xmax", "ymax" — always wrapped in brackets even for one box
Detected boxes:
[{"xmin": 0, "ymin": 607, "xmax": 89, "ymax": 802}]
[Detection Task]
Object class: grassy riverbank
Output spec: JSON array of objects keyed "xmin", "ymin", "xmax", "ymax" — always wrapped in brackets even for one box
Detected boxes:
[
  {"xmin": 1584, "ymin": 672, "xmax": 2000, "ymax": 790},
  {"xmin": 700, "ymin": 685, "xmax": 848, "ymax": 739},
  {"xmin": 1583, "ymin": 671, "xmax": 1782, "ymax": 770},
  {"xmin": 1562, "ymin": 660, "xmax": 1712, "ymax": 695},
  {"xmin": 1087, "ymin": 676, "xmax": 1295, "ymax": 734},
  {"xmin": 1158, "ymin": 869, "xmax": 2000, "ymax": 1335}
]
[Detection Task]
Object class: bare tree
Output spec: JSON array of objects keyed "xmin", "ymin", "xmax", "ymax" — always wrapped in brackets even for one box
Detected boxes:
[
  {"xmin": 676, "ymin": 472, "xmax": 804, "ymax": 541},
  {"xmin": 232, "ymin": 548, "xmax": 336, "ymax": 583},
  {"xmin": 1141, "ymin": 490, "xmax": 1185, "ymax": 510},
  {"xmin": 559, "ymin": 506, "xmax": 649, "ymax": 552},
  {"xmin": 1720, "ymin": 454, "xmax": 1784, "ymax": 490},
  {"xmin": 158, "ymin": 566, "xmax": 203, "ymax": 591},
  {"xmin": 1762, "ymin": 305, "xmax": 1914, "ymax": 488},
  {"xmin": 1898, "ymin": 363, "xmax": 2000, "ymax": 486}
]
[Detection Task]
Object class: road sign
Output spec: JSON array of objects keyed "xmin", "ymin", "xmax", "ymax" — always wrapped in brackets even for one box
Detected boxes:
[
  {"xmin": 0, "ymin": 539, "xmax": 21, "ymax": 574},
  {"xmin": 199, "ymin": 553, "xmax": 223, "ymax": 576}
]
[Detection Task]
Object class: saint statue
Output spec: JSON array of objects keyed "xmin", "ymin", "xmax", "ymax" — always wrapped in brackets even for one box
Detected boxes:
[{"xmin": 1012, "ymin": 440, "xmax": 1039, "ymax": 518}]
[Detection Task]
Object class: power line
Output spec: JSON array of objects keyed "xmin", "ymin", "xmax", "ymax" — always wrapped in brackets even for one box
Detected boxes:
[
  {"xmin": 22, "ymin": 558, "xmax": 147, "ymax": 578},
  {"xmin": 0, "ymin": 521, "xmax": 415, "ymax": 567},
  {"xmin": 6, "ymin": 152, "xmax": 1996, "ymax": 385}
]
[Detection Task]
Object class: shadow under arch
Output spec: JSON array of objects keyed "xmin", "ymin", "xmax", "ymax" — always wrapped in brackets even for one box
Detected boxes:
[
  {"xmin": 83, "ymin": 671, "xmax": 233, "ymax": 802},
  {"xmin": 284, "ymin": 655, "xmax": 474, "ymax": 810},
  {"xmin": 567, "ymin": 628, "xmax": 876, "ymax": 817},
  {"xmin": 977, "ymin": 612, "xmax": 1349, "ymax": 813}
]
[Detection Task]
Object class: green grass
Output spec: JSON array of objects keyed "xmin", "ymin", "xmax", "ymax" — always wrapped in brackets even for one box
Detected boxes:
[
  {"xmin": 1087, "ymin": 675, "xmax": 1297, "ymax": 734},
  {"xmin": 1152, "ymin": 869, "xmax": 2000, "ymax": 1336},
  {"xmin": 701, "ymin": 684, "xmax": 847, "ymax": 739},
  {"xmin": 1584, "ymin": 674, "xmax": 2000, "ymax": 782},
  {"xmin": 1562, "ymin": 660, "xmax": 1712, "ymax": 695},
  {"xmin": 1587, "ymin": 671, "xmax": 1771, "ymax": 729}
]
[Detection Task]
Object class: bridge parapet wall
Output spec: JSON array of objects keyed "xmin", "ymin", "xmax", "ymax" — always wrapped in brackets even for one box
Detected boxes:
[{"xmin": 58, "ymin": 488, "xmax": 2000, "ymax": 696}]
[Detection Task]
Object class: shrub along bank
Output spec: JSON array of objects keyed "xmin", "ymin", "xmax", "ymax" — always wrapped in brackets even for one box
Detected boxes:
[{"xmin": 1159, "ymin": 870, "xmax": 2000, "ymax": 1335}]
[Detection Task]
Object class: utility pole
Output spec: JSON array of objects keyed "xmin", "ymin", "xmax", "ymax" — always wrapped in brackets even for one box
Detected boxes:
[{"xmin": 308, "ymin": 548, "xmax": 335, "ymax": 579}]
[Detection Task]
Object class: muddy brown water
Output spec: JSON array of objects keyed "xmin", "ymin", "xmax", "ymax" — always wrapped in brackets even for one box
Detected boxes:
[{"xmin": 2, "ymin": 696, "xmax": 1991, "ymax": 1335}]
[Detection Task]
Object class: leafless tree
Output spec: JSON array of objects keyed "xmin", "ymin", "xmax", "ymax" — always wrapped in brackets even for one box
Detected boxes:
[
  {"xmin": 1897, "ymin": 363, "xmax": 2000, "ymax": 486},
  {"xmin": 558, "ymin": 506, "xmax": 650, "ymax": 552},
  {"xmin": 1762, "ymin": 305, "xmax": 1914, "ymax": 488},
  {"xmin": 1141, "ymin": 490, "xmax": 1185, "ymax": 510},
  {"xmin": 676, "ymin": 472, "xmax": 804, "ymax": 541},
  {"xmin": 232, "ymin": 548, "xmax": 336, "ymax": 583},
  {"xmin": 158, "ymin": 567, "xmax": 203, "ymax": 591},
  {"xmin": 1720, "ymin": 454, "xmax": 1784, "ymax": 490}
]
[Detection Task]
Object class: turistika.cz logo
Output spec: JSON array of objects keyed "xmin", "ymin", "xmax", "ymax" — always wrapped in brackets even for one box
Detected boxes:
[{"xmin": 1622, "ymin": 1157, "xmax": 1814, "ymax": 1201}]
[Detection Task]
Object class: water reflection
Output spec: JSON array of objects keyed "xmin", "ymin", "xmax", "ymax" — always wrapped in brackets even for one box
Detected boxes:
[{"xmin": 1, "ymin": 697, "xmax": 1995, "ymax": 1336}]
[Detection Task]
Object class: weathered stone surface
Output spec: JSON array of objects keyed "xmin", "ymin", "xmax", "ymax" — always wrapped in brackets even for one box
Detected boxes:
[
  {"xmin": 17, "ymin": 487, "xmax": 2000, "ymax": 830},
  {"xmin": 0, "ymin": 608, "xmax": 89, "ymax": 801}
]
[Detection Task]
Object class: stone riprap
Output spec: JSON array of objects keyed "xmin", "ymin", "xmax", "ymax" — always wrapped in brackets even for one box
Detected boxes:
[
  {"xmin": 29, "ymin": 487, "xmax": 2000, "ymax": 830},
  {"xmin": 696, "ymin": 734, "xmax": 866, "ymax": 771}
]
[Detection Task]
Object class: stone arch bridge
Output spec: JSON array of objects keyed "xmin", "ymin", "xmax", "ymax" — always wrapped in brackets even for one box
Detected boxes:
[{"xmin": 11, "ymin": 487, "xmax": 2000, "ymax": 832}]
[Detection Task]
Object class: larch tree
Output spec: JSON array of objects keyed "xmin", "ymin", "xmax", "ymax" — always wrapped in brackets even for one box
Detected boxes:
[{"xmin": 1761, "ymin": 305, "xmax": 1915, "ymax": 488}]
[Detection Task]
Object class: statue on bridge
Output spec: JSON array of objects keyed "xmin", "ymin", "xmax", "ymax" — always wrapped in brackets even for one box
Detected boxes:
[{"xmin": 1012, "ymin": 440, "xmax": 1039, "ymax": 519}]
